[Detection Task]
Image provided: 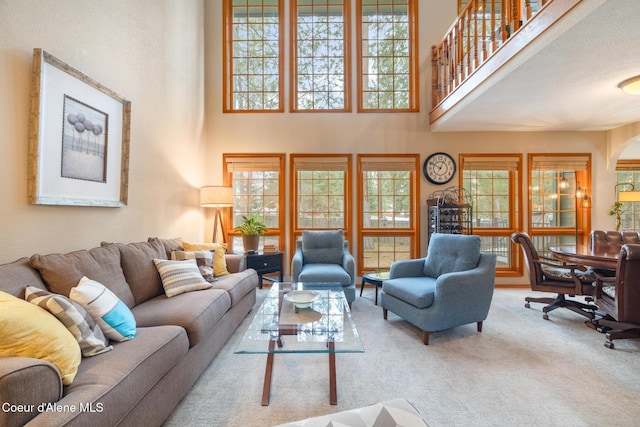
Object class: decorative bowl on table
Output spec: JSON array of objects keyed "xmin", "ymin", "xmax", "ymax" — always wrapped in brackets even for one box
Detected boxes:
[{"xmin": 284, "ymin": 290, "xmax": 320, "ymax": 308}]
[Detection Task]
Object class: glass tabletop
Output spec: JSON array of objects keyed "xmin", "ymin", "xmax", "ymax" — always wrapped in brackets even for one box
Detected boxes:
[{"xmin": 235, "ymin": 282, "xmax": 364, "ymax": 355}]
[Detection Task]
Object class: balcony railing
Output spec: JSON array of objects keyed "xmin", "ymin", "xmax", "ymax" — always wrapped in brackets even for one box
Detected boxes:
[{"xmin": 431, "ymin": 0, "xmax": 552, "ymax": 110}]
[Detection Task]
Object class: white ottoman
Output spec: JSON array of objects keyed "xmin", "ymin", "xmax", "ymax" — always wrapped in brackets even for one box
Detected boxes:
[{"xmin": 274, "ymin": 398, "xmax": 429, "ymax": 427}]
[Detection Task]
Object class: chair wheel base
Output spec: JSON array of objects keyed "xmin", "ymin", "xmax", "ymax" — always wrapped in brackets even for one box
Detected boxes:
[
  {"xmin": 525, "ymin": 302, "xmax": 530, "ymax": 308},
  {"xmin": 543, "ymin": 314, "xmax": 549, "ymax": 320}
]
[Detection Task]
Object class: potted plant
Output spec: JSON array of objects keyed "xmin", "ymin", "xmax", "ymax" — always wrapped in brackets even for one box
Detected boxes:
[
  {"xmin": 233, "ymin": 215, "xmax": 267, "ymax": 252},
  {"xmin": 609, "ymin": 201, "xmax": 624, "ymax": 232}
]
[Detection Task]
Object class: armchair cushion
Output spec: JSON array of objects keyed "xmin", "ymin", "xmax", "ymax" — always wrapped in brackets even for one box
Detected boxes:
[
  {"xmin": 383, "ymin": 277, "xmax": 436, "ymax": 309},
  {"xmin": 297, "ymin": 263, "xmax": 351, "ymax": 285},
  {"xmin": 423, "ymin": 234, "xmax": 481, "ymax": 278},
  {"xmin": 541, "ymin": 265, "xmax": 596, "ymax": 283},
  {"xmin": 301, "ymin": 230, "xmax": 344, "ymax": 265}
]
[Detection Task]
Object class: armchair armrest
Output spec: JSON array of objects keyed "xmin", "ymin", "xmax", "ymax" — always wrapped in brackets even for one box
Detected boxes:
[
  {"xmin": 291, "ymin": 243, "xmax": 303, "ymax": 281},
  {"xmin": 342, "ymin": 251, "xmax": 356, "ymax": 283},
  {"xmin": 389, "ymin": 258, "xmax": 426, "ymax": 279}
]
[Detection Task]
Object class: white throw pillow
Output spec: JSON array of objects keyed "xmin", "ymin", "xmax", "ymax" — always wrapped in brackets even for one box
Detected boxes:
[{"xmin": 69, "ymin": 277, "xmax": 136, "ymax": 342}]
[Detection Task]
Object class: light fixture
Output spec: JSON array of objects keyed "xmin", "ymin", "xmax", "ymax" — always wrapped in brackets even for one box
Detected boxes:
[
  {"xmin": 559, "ymin": 173, "xmax": 569, "ymax": 189},
  {"xmin": 615, "ymin": 183, "xmax": 640, "ymax": 202},
  {"xmin": 619, "ymin": 75, "xmax": 640, "ymax": 95},
  {"xmin": 200, "ymin": 186, "xmax": 234, "ymax": 243}
]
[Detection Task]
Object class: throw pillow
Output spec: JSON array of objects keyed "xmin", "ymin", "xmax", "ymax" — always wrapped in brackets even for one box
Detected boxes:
[
  {"xmin": 69, "ymin": 277, "xmax": 136, "ymax": 342},
  {"xmin": 153, "ymin": 258, "xmax": 213, "ymax": 297},
  {"xmin": 25, "ymin": 286, "xmax": 112, "ymax": 357},
  {"xmin": 0, "ymin": 290, "xmax": 81, "ymax": 385},
  {"xmin": 182, "ymin": 241, "xmax": 230, "ymax": 276},
  {"xmin": 171, "ymin": 250, "xmax": 216, "ymax": 282}
]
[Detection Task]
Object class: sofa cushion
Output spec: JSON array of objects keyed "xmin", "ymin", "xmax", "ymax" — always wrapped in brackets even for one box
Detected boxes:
[
  {"xmin": 131, "ymin": 288, "xmax": 231, "ymax": 347},
  {"xmin": 70, "ymin": 277, "xmax": 137, "ymax": 342},
  {"xmin": 383, "ymin": 277, "xmax": 437, "ymax": 309},
  {"xmin": 150, "ymin": 236, "xmax": 184, "ymax": 259},
  {"xmin": 182, "ymin": 241, "xmax": 230, "ymax": 276},
  {"xmin": 0, "ymin": 291, "xmax": 81, "ymax": 385},
  {"xmin": 211, "ymin": 268, "xmax": 259, "ymax": 306},
  {"xmin": 24, "ymin": 286, "xmax": 112, "ymax": 357},
  {"xmin": 154, "ymin": 258, "xmax": 213, "ymax": 297},
  {"xmin": 171, "ymin": 250, "xmax": 216, "ymax": 282},
  {"xmin": 423, "ymin": 234, "xmax": 481, "ymax": 278},
  {"xmin": 298, "ymin": 263, "xmax": 351, "ymax": 285},
  {"xmin": 110, "ymin": 238, "xmax": 167, "ymax": 305},
  {"xmin": 30, "ymin": 244, "xmax": 135, "ymax": 308},
  {"xmin": 57, "ymin": 325, "xmax": 188, "ymax": 427},
  {"xmin": 0, "ymin": 257, "xmax": 48, "ymax": 298},
  {"xmin": 302, "ymin": 230, "xmax": 344, "ymax": 264}
]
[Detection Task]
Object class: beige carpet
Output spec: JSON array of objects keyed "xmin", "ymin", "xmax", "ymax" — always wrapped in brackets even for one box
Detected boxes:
[{"xmin": 163, "ymin": 288, "xmax": 640, "ymax": 427}]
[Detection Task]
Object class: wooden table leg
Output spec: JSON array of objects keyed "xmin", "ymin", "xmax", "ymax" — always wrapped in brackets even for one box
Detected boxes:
[
  {"xmin": 329, "ymin": 341, "xmax": 337, "ymax": 405},
  {"xmin": 262, "ymin": 340, "xmax": 276, "ymax": 406}
]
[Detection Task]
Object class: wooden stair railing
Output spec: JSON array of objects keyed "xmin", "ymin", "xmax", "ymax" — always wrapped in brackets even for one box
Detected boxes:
[{"xmin": 432, "ymin": 0, "xmax": 553, "ymax": 114}]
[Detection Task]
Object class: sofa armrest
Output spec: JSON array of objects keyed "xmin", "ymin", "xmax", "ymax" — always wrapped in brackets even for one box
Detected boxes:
[
  {"xmin": 0, "ymin": 357, "xmax": 62, "ymax": 427},
  {"xmin": 225, "ymin": 254, "xmax": 245, "ymax": 274}
]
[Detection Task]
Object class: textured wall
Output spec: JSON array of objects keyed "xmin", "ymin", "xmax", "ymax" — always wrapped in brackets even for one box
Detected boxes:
[{"xmin": 0, "ymin": 0, "xmax": 208, "ymax": 263}]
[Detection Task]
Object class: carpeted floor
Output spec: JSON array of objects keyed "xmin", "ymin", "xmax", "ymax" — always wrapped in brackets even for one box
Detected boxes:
[{"xmin": 163, "ymin": 288, "xmax": 640, "ymax": 427}]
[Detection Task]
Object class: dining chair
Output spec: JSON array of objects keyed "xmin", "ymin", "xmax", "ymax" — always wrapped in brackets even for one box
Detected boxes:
[
  {"xmin": 590, "ymin": 243, "xmax": 640, "ymax": 349},
  {"xmin": 511, "ymin": 232, "xmax": 597, "ymax": 320}
]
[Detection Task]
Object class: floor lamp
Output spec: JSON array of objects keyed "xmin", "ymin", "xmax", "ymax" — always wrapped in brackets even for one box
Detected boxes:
[{"xmin": 200, "ymin": 186, "xmax": 234, "ymax": 244}]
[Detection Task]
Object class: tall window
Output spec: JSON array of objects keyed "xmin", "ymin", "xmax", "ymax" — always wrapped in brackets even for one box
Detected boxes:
[
  {"xmin": 615, "ymin": 160, "xmax": 640, "ymax": 231},
  {"xmin": 528, "ymin": 154, "xmax": 591, "ymax": 253},
  {"xmin": 292, "ymin": 0, "xmax": 350, "ymax": 111},
  {"xmin": 357, "ymin": 0, "xmax": 418, "ymax": 111},
  {"xmin": 223, "ymin": 0, "xmax": 284, "ymax": 112},
  {"xmin": 224, "ymin": 154, "xmax": 285, "ymax": 252},
  {"xmin": 290, "ymin": 155, "xmax": 352, "ymax": 249},
  {"xmin": 358, "ymin": 154, "xmax": 419, "ymax": 274},
  {"xmin": 461, "ymin": 154, "xmax": 522, "ymax": 275}
]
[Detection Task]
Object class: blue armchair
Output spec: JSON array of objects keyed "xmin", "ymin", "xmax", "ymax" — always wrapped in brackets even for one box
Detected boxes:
[
  {"xmin": 291, "ymin": 230, "xmax": 356, "ymax": 304},
  {"xmin": 381, "ymin": 234, "xmax": 497, "ymax": 345}
]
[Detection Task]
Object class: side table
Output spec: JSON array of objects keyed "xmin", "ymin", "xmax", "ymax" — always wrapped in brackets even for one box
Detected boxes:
[
  {"xmin": 245, "ymin": 251, "xmax": 284, "ymax": 289},
  {"xmin": 360, "ymin": 272, "xmax": 388, "ymax": 305}
]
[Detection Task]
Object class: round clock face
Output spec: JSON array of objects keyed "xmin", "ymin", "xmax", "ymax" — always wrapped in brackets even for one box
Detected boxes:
[{"xmin": 423, "ymin": 152, "xmax": 456, "ymax": 185}]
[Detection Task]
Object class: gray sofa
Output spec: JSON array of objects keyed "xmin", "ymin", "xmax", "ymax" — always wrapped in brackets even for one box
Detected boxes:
[{"xmin": 0, "ymin": 237, "xmax": 258, "ymax": 427}]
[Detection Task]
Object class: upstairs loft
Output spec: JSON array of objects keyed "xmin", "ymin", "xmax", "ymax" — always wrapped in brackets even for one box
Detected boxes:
[{"xmin": 430, "ymin": 0, "xmax": 640, "ymax": 132}]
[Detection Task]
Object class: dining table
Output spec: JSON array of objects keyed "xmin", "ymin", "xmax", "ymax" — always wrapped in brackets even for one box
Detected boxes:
[{"xmin": 549, "ymin": 244, "xmax": 620, "ymax": 270}]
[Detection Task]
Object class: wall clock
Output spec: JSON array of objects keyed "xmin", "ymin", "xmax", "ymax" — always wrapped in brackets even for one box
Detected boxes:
[{"xmin": 423, "ymin": 152, "xmax": 456, "ymax": 185}]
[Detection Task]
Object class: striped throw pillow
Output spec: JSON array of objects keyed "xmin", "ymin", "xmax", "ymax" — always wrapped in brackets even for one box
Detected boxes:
[
  {"xmin": 171, "ymin": 250, "xmax": 216, "ymax": 282},
  {"xmin": 153, "ymin": 259, "xmax": 213, "ymax": 298},
  {"xmin": 25, "ymin": 286, "xmax": 112, "ymax": 357}
]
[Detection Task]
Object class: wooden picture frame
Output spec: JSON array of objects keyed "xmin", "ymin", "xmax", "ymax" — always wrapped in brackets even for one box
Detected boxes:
[{"xmin": 28, "ymin": 48, "xmax": 130, "ymax": 207}]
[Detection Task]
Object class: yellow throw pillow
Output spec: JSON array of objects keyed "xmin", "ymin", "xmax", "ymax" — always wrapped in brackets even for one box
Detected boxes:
[
  {"xmin": 182, "ymin": 242, "xmax": 230, "ymax": 276},
  {"xmin": 0, "ymin": 291, "xmax": 81, "ymax": 385}
]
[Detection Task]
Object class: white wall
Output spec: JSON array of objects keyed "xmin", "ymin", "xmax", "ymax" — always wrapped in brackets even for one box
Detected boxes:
[
  {"xmin": 0, "ymin": 0, "xmax": 209, "ymax": 263},
  {"xmin": 204, "ymin": 1, "xmax": 615, "ymax": 284}
]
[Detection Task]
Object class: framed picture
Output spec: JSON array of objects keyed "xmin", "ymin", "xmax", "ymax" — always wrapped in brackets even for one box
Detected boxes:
[{"xmin": 28, "ymin": 48, "xmax": 130, "ymax": 207}]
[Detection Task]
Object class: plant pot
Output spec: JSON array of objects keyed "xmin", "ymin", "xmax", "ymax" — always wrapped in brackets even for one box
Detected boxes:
[{"xmin": 242, "ymin": 234, "xmax": 260, "ymax": 253}]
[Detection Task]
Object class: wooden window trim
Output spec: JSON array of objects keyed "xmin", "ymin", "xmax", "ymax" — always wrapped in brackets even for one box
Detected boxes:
[
  {"xmin": 356, "ymin": 0, "xmax": 419, "ymax": 112},
  {"xmin": 223, "ymin": 0, "xmax": 285, "ymax": 113},
  {"xmin": 290, "ymin": 0, "xmax": 352, "ymax": 113},
  {"xmin": 460, "ymin": 153, "xmax": 523, "ymax": 276},
  {"xmin": 357, "ymin": 154, "xmax": 420, "ymax": 274},
  {"xmin": 289, "ymin": 154, "xmax": 353, "ymax": 253},
  {"xmin": 223, "ymin": 153, "xmax": 286, "ymax": 251}
]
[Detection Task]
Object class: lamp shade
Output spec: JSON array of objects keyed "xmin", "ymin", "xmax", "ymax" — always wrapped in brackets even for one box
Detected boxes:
[
  {"xmin": 200, "ymin": 186, "xmax": 234, "ymax": 207},
  {"xmin": 619, "ymin": 191, "xmax": 640, "ymax": 202}
]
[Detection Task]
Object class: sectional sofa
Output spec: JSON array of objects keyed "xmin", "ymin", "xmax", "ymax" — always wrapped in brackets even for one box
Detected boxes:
[{"xmin": 0, "ymin": 237, "xmax": 258, "ymax": 427}]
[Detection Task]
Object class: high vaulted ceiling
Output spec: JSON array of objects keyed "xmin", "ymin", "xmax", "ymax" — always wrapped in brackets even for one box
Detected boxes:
[{"xmin": 430, "ymin": 0, "xmax": 640, "ymax": 132}]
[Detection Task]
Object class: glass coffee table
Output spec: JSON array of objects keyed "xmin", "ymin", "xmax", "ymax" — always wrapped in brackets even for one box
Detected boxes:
[{"xmin": 235, "ymin": 282, "xmax": 363, "ymax": 406}]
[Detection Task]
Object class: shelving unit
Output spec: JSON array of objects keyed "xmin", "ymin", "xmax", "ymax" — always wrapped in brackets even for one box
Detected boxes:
[{"xmin": 427, "ymin": 186, "xmax": 473, "ymax": 239}]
